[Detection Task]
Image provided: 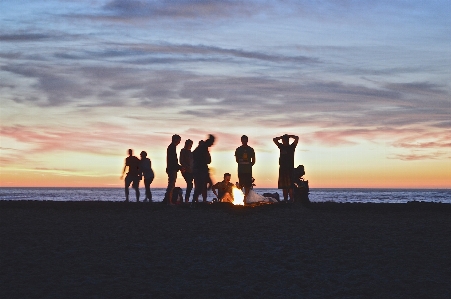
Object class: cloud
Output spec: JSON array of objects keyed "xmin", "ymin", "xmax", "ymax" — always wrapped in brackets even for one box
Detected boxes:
[
  {"xmin": 390, "ymin": 152, "xmax": 448, "ymax": 161},
  {"xmin": 393, "ymin": 131, "xmax": 451, "ymax": 149},
  {"xmin": 0, "ymin": 33, "xmax": 52, "ymax": 42},
  {"xmin": 3, "ymin": 56, "xmax": 449, "ymax": 133},
  {"xmin": 0, "ymin": 123, "xmax": 172, "ymax": 165},
  {"xmin": 102, "ymin": 0, "xmax": 262, "ymax": 20},
  {"xmin": 384, "ymin": 82, "xmax": 447, "ymax": 95}
]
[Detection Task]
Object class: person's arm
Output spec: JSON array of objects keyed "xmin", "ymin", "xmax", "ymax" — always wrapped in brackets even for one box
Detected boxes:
[
  {"xmin": 120, "ymin": 160, "xmax": 127, "ymax": 179},
  {"xmin": 212, "ymin": 184, "xmax": 218, "ymax": 197},
  {"xmin": 290, "ymin": 135, "xmax": 299, "ymax": 147},
  {"xmin": 251, "ymin": 150, "xmax": 256, "ymax": 166},
  {"xmin": 273, "ymin": 136, "xmax": 282, "ymax": 146}
]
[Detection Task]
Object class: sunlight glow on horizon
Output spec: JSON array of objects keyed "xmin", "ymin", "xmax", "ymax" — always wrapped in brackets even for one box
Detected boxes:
[{"xmin": 0, "ymin": 0, "xmax": 450, "ymax": 188}]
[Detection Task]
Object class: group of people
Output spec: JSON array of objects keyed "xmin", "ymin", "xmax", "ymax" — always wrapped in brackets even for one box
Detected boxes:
[{"xmin": 121, "ymin": 133, "xmax": 300, "ymax": 204}]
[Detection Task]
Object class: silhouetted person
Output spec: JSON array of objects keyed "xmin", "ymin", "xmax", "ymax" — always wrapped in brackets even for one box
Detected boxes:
[
  {"xmin": 140, "ymin": 151, "xmax": 154, "ymax": 202},
  {"xmin": 197, "ymin": 140, "xmax": 214, "ymax": 201},
  {"xmin": 192, "ymin": 135, "xmax": 215, "ymax": 203},
  {"xmin": 212, "ymin": 173, "xmax": 234, "ymax": 203},
  {"xmin": 120, "ymin": 149, "xmax": 140, "ymax": 202},
  {"xmin": 165, "ymin": 134, "xmax": 182, "ymax": 205},
  {"xmin": 273, "ymin": 134, "xmax": 299, "ymax": 202},
  {"xmin": 292, "ymin": 165, "xmax": 310, "ymax": 205},
  {"xmin": 235, "ymin": 135, "xmax": 255, "ymax": 200},
  {"xmin": 180, "ymin": 139, "xmax": 194, "ymax": 203}
]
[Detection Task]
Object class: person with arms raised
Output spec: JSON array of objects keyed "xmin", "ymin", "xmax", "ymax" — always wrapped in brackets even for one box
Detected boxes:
[{"xmin": 273, "ymin": 134, "xmax": 299, "ymax": 202}]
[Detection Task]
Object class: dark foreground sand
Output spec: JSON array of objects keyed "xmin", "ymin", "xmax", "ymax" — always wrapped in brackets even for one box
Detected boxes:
[{"xmin": 1, "ymin": 201, "xmax": 450, "ymax": 299}]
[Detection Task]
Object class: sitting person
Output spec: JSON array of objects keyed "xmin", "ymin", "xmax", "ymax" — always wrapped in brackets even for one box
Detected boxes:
[
  {"xmin": 292, "ymin": 165, "xmax": 310, "ymax": 205},
  {"xmin": 212, "ymin": 173, "xmax": 234, "ymax": 203}
]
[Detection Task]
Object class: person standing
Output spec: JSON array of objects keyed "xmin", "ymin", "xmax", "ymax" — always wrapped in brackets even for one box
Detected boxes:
[
  {"xmin": 165, "ymin": 134, "xmax": 182, "ymax": 205},
  {"xmin": 235, "ymin": 135, "xmax": 255, "ymax": 200},
  {"xmin": 140, "ymin": 151, "xmax": 154, "ymax": 202},
  {"xmin": 273, "ymin": 134, "xmax": 299, "ymax": 202},
  {"xmin": 192, "ymin": 135, "xmax": 215, "ymax": 203},
  {"xmin": 120, "ymin": 149, "xmax": 141, "ymax": 202},
  {"xmin": 180, "ymin": 139, "xmax": 194, "ymax": 203}
]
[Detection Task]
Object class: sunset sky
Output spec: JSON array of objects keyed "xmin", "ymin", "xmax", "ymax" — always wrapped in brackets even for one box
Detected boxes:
[{"xmin": 1, "ymin": 0, "xmax": 450, "ymax": 188}]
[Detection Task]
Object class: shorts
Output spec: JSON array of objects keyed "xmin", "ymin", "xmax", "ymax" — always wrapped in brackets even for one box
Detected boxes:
[{"xmin": 238, "ymin": 172, "xmax": 253, "ymax": 188}]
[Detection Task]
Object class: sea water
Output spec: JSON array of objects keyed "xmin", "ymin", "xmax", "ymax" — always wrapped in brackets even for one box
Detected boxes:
[{"xmin": 0, "ymin": 188, "xmax": 449, "ymax": 204}]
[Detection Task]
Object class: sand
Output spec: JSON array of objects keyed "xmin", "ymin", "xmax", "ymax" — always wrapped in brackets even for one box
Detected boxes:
[{"xmin": 1, "ymin": 201, "xmax": 450, "ymax": 298}]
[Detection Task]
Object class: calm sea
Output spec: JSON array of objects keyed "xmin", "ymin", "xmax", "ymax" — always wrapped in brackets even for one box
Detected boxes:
[{"xmin": 0, "ymin": 188, "xmax": 449, "ymax": 204}]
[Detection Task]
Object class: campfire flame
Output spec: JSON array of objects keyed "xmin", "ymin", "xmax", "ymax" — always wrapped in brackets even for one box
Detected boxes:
[{"xmin": 232, "ymin": 187, "xmax": 245, "ymax": 205}]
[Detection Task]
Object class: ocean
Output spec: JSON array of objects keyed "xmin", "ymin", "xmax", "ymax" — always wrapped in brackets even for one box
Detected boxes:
[{"xmin": 0, "ymin": 188, "xmax": 449, "ymax": 204}]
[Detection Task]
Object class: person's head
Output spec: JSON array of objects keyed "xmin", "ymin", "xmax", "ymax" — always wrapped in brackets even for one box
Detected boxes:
[
  {"xmin": 241, "ymin": 135, "xmax": 248, "ymax": 145},
  {"xmin": 184, "ymin": 139, "xmax": 193, "ymax": 150},
  {"xmin": 205, "ymin": 134, "xmax": 215, "ymax": 147},
  {"xmin": 128, "ymin": 149, "xmax": 133, "ymax": 156},
  {"xmin": 224, "ymin": 173, "xmax": 231, "ymax": 183},
  {"xmin": 282, "ymin": 134, "xmax": 289, "ymax": 145},
  {"xmin": 172, "ymin": 134, "xmax": 181, "ymax": 145},
  {"xmin": 295, "ymin": 165, "xmax": 305, "ymax": 177},
  {"xmin": 140, "ymin": 151, "xmax": 147, "ymax": 158}
]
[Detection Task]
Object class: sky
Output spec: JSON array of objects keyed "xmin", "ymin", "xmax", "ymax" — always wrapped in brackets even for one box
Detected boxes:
[{"xmin": 0, "ymin": 0, "xmax": 450, "ymax": 188}]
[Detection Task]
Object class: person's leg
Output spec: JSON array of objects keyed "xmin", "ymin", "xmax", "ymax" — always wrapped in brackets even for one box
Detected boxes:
[
  {"xmin": 202, "ymin": 188, "xmax": 207, "ymax": 202},
  {"xmin": 133, "ymin": 178, "xmax": 140, "ymax": 202},
  {"xmin": 124, "ymin": 176, "xmax": 132, "ymax": 202},
  {"xmin": 222, "ymin": 192, "xmax": 233, "ymax": 203},
  {"xmin": 283, "ymin": 188, "xmax": 289, "ymax": 201},
  {"xmin": 183, "ymin": 172, "xmax": 193, "ymax": 203},
  {"xmin": 288, "ymin": 188, "xmax": 294, "ymax": 202},
  {"xmin": 192, "ymin": 171, "xmax": 206, "ymax": 203},
  {"xmin": 144, "ymin": 178, "xmax": 152, "ymax": 202},
  {"xmin": 241, "ymin": 173, "xmax": 252, "ymax": 204},
  {"xmin": 201, "ymin": 171, "xmax": 208, "ymax": 202},
  {"xmin": 165, "ymin": 171, "xmax": 176, "ymax": 205},
  {"xmin": 192, "ymin": 173, "xmax": 200, "ymax": 203},
  {"xmin": 206, "ymin": 172, "xmax": 213, "ymax": 190}
]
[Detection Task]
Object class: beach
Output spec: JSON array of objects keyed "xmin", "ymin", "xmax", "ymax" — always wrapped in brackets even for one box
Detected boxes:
[{"xmin": 1, "ymin": 201, "xmax": 450, "ymax": 298}]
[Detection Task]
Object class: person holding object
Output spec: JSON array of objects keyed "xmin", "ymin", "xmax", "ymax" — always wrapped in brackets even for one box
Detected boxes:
[
  {"xmin": 235, "ymin": 135, "xmax": 255, "ymax": 200},
  {"xmin": 120, "ymin": 149, "xmax": 141, "ymax": 202},
  {"xmin": 273, "ymin": 134, "xmax": 299, "ymax": 202}
]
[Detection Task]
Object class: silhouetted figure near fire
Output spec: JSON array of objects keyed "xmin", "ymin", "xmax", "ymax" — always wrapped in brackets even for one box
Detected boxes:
[
  {"xmin": 164, "ymin": 134, "xmax": 182, "ymax": 205},
  {"xmin": 140, "ymin": 151, "xmax": 154, "ymax": 202},
  {"xmin": 180, "ymin": 139, "xmax": 194, "ymax": 203},
  {"xmin": 192, "ymin": 135, "xmax": 215, "ymax": 203},
  {"xmin": 120, "ymin": 149, "xmax": 141, "ymax": 202},
  {"xmin": 212, "ymin": 173, "xmax": 234, "ymax": 203},
  {"xmin": 273, "ymin": 134, "xmax": 299, "ymax": 202},
  {"xmin": 235, "ymin": 135, "xmax": 255, "ymax": 200}
]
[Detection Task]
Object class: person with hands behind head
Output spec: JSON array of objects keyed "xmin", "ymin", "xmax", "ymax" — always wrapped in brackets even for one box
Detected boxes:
[{"xmin": 273, "ymin": 134, "xmax": 299, "ymax": 202}]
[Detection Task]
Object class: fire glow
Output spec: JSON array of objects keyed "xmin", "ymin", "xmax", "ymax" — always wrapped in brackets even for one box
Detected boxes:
[{"xmin": 232, "ymin": 187, "xmax": 245, "ymax": 205}]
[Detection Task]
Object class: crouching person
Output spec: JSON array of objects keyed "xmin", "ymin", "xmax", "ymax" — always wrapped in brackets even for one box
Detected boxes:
[
  {"xmin": 292, "ymin": 165, "xmax": 310, "ymax": 205},
  {"xmin": 212, "ymin": 173, "xmax": 234, "ymax": 203}
]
